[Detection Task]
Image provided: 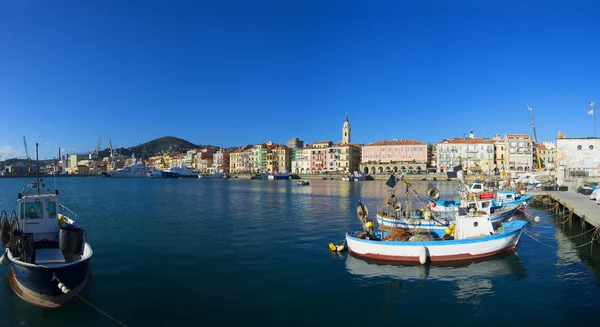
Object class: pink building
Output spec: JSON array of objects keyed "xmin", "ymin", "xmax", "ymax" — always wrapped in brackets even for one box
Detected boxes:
[
  {"xmin": 360, "ymin": 140, "xmax": 428, "ymax": 174},
  {"xmin": 213, "ymin": 149, "xmax": 230, "ymax": 173},
  {"xmin": 309, "ymin": 141, "xmax": 333, "ymax": 173}
]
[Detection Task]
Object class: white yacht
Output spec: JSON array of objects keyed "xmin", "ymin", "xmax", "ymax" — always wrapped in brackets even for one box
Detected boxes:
[
  {"xmin": 164, "ymin": 161, "xmax": 199, "ymax": 178},
  {"xmin": 101, "ymin": 155, "xmax": 160, "ymax": 178}
]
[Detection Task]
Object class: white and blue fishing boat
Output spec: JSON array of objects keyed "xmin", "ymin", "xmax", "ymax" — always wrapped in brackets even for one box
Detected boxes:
[
  {"xmin": 377, "ymin": 198, "xmax": 518, "ymax": 237},
  {"xmin": 375, "ymin": 181, "xmax": 517, "ymax": 234},
  {"xmin": 342, "ymin": 171, "xmax": 366, "ymax": 181},
  {"xmin": 348, "ymin": 209, "xmax": 527, "ymax": 263},
  {"xmin": 0, "ymin": 170, "xmax": 92, "ymax": 308},
  {"xmin": 267, "ymin": 171, "xmax": 290, "ymax": 180}
]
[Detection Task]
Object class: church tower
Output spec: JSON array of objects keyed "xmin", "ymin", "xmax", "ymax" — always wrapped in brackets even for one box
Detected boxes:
[{"xmin": 342, "ymin": 114, "xmax": 351, "ymax": 144}]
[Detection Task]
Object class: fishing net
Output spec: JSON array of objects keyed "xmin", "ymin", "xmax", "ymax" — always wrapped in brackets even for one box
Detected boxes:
[{"xmin": 382, "ymin": 229, "xmax": 412, "ymax": 241}]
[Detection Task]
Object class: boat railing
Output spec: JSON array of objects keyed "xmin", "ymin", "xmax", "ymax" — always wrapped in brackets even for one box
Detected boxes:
[{"xmin": 58, "ymin": 203, "xmax": 80, "ymax": 222}]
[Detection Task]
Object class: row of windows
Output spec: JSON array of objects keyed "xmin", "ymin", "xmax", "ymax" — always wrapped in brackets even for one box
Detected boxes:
[
  {"xmin": 21, "ymin": 201, "xmax": 57, "ymax": 219},
  {"xmin": 366, "ymin": 153, "xmax": 420, "ymax": 159},
  {"xmin": 576, "ymin": 145, "xmax": 595, "ymax": 150},
  {"xmin": 365, "ymin": 147, "xmax": 424, "ymax": 153}
]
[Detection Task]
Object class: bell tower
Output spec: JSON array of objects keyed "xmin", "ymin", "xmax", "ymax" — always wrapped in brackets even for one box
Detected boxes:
[{"xmin": 342, "ymin": 114, "xmax": 351, "ymax": 144}]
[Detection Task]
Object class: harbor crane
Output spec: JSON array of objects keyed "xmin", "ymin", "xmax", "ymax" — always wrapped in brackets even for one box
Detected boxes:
[
  {"xmin": 107, "ymin": 138, "xmax": 115, "ymax": 169},
  {"xmin": 23, "ymin": 136, "xmax": 32, "ymax": 174},
  {"xmin": 527, "ymin": 105, "xmax": 543, "ymax": 171},
  {"xmin": 89, "ymin": 137, "xmax": 101, "ymax": 175}
]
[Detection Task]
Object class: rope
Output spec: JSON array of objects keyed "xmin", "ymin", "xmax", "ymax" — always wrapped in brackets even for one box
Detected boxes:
[
  {"xmin": 572, "ymin": 227, "xmax": 600, "ymax": 249},
  {"xmin": 525, "ymin": 226, "xmax": 595, "ymax": 240},
  {"xmin": 522, "ymin": 229, "xmax": 558, "ymax": 249},
  {"xmin": 559, "ymin": 212, "xmax": 573, "ymax": 225},
  {"xmin": 72, "ymin": 293, "xmax": 130, "ymax": 327},
  {"xmin": 523, "ymin": 226, "xmax": 600, "ymax": 250},
  {"xmin": 52, "ymin": 273, "xmax": 129, "ymax": 327}
]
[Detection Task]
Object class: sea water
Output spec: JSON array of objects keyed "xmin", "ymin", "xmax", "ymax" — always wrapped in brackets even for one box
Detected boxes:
[{"xmin": 0, "ymin": 177, "xmax": 598, "ymax": 327}]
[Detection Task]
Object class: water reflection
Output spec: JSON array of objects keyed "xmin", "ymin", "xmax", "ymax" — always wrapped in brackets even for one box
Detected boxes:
[
  {"xmin": 346, "ymin": 252, "xmax": 526, "ymax": 300},
  {"xmin": 551, "ymin": 215, "xmax": 600, "ymax": 278}
]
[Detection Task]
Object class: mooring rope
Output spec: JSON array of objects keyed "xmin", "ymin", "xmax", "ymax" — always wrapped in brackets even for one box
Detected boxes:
[
  {"xmin": 522, "ymin": 229, "xmax": 558, "ymax": 249},
  {"xmin": 559, "ymin": 212, "xmax": 574, "ymax": 225},
  {"xmin": 523, "ymin": 226, "xmax": 600, "ymax": 250},
  {"xmin": 52, "ymin": 273, "xmax": 129, "ymax": 327}
]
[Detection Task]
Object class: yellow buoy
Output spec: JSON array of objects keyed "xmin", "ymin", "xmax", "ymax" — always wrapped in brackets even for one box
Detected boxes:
[
  {"xmin": 328, "ymin": 243, "xmax": 337, "ymax": 252},
  {"xmin": 365, "ymin": 221, "xmax": 373, "ymax": 229}
]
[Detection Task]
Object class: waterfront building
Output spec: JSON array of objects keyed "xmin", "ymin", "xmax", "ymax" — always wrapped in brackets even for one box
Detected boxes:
[
  {"xmin": 196, "ymin": 148, "xmax": 216, "ymax": 173},
  {"xmin": 538, "ymin": 143, "xmax": 556, "ymax": 172},
  {"xmin": 252, "ymin": 143, "xmax": 268, "ymax": 173},
  {"xmin": 556, "ymin": 136, "xmax": 600, "ymax": 184},
  {"xmin": 362, "ymin": 139, "xmax": 427, "ymax": 174},
  {"xmin": 182, "ymin": 149, "xmax": 197, "ymax": 168},
  {"xmin": 336, "ymin": 144, "xmax": 361, "ymax": 173},
  {"xmin": 241, "ymin": 146, "xmax": 254, "ymax": 173},
  {"xmin": 492, "ymin": 134, "xmax": 508, "ymax": 172},
  {"xmin": 436, "ymin": 134, "xmax": 493, "ymax": 174},
  {"xmin": 309, "ymin": 141, "xmax": 333, "ymax": 173},
  {"xmin": 427, "ymin": 143, "xmax": 436, "ymax": 173},
  {"xmin": 292, "ymin": 147, "xmax": 311, "ymax": 174},
  {"xmin": 213, "ymin": 149, "xmax": 230, "ymax": 173},
  {"xmin": 229, "ymin": 148, "xmax": 242, "ymax": 173},
  {"xmin": 274, "ymin": 145, "xmax": 292, "ymax": 173},
  {"xmin": 68, "ymin": 154, "xmax": 88, "ymax": 169},
  {"xmin": 505, "ymin": 134, "xmax": 534, "ymax": 171}
]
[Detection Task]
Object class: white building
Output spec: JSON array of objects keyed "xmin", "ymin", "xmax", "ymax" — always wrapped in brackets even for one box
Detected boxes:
[
  {"xmin": 505, "ymin": 134, "xmax": 534, "ymax": 171},
  {"xmin": 436, "ymin": 135, "xmax": 494, "ymax": 174},
  {"xmin": 292, "ymin": 147, "xmax": 311, "ymax": 174},
  {"xmin": 556, "ymin": 137, "xmax": 600, "ymax": 184}
]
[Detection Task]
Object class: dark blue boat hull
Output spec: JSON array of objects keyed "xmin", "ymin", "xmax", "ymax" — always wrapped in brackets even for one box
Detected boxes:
[
  {"xmin": 10, "ymin": 258, "xmax": 91, "ymax": 297},
  {"xmin": 161, "ymin": 171, "xmax": 180, "ymax": 178}
]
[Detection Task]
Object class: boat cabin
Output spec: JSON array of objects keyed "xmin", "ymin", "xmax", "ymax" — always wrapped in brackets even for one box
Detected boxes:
[
  {"xmin": 454, "ymin": 213, "xmax": 494, "ymax": 240},
  {"xmin": 17, "ymin": 193, "xmax": 62, "ymax": 242}
]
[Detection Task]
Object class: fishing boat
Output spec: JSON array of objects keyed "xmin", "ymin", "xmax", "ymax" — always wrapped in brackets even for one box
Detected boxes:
[
  {"xmin": 0, "ymin": 152, "xmax": 92, "ymax": 308},
  {"xmin": 375, "ymin": 182, "xmax": 517, "ymax": 232},
  {"xmin": 297, "ymin": 180, "xmax": 310, "ymax": 185},
  {"xmin": 464, "ymin": 181, "xmax": 533, "ymax": 214},
  {"xmin": 267, "ymin": 171, "xmax": 290, "ymax": 180},
  {"xmin": 342, "ymin": 171, "xmax": 366, "ymax": 181},
  {"xmin": 347, "ymin": 207, "xmax": 527, "ymax": 263}
]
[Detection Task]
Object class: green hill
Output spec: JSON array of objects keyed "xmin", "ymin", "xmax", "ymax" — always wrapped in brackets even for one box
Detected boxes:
[{"xmin": 110, "ymin": 136, "xmax": 218, "ymax": 157}]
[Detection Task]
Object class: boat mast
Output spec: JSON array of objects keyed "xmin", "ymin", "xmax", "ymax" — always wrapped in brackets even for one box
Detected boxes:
[
  {"xmin": 36, "ymin": 143, "xmax": 40, "ymax": 195},
  {"xmin": 527, "ymin": 105, "xmax": 542, "ymax": 171}
]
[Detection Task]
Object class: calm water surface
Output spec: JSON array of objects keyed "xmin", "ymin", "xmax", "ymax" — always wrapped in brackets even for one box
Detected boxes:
[{"xmin": 0, "ymin": 177, "xmax": 598, "ymax": 327}]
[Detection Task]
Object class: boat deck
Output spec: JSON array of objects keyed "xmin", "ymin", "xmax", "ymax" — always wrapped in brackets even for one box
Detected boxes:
[
  {"xmin": 30, "ymin": 241, "xmax": 82, "ymax": 264},
  {"xmin": 532, "ymin": 190, "xmax": 600, "ymax": 228}
]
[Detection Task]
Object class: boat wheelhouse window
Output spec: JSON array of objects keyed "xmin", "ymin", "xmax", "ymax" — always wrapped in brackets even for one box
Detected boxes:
[
  {"xmin": 22, "ymin": 201, "xmax": 43, "ymax": 219},
  {"xmin": 48, "ymin": 201, "xmax": 57, "ymax": 218}
]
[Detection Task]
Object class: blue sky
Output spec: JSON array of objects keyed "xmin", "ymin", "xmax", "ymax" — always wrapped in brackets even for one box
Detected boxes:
[{"xmin": 1, "ymin": 0, "xmax": 599, "ymax": 160}]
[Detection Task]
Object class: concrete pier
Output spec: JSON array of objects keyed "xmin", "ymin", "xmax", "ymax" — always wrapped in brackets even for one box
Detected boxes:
[{"xmin": 534, "ymin": 190, "xmax": 600, "ymax": 228}]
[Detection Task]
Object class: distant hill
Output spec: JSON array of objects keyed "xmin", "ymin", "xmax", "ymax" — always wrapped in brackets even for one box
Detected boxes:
[{"xmin": 109, "ymin": 136, "xmax": 219, "ymax": 157}]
